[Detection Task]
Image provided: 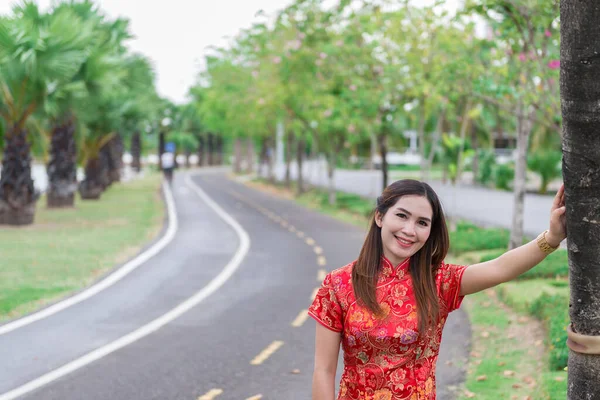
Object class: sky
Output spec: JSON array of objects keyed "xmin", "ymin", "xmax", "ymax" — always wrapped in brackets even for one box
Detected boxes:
[{"xmin": 0, "ymin": 0, "xmax": 464, "ymax": 105}]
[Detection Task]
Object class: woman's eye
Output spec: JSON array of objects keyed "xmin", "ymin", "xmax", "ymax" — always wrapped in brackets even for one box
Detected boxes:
[
  {"xmin": 419, "ymin": 221, "xmax": 428, "ymax": 227},
  {"xmin": 396, "ymin": 213, "xmax": 406, "ymax": 219}
]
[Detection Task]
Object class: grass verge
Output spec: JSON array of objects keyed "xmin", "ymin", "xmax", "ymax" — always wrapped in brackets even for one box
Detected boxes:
[{"xmin": 0, "ymin": 173, "xmax": 165, "ymax": 322}]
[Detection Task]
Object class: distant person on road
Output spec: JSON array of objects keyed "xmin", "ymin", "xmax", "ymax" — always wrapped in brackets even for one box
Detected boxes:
[
  {"xmin": 161, "ymin": 149, "xmax": 175, "ymax": 186},
  {"xmin": 309, "ymin": 179, "xmax": 567, "ymax": 399}
]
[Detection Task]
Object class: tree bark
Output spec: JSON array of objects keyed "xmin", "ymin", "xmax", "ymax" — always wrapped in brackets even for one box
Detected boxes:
[
  {"xmin": 561, "ymin": 1, "xmax": 600, "ymax": 397},
  {"xmin": 368, "ymin": 132, "xmax": 377, "ymax": 170},
  {"xmin": 131, "ymin": 131, "xmax": 142, "ymax": 172},
  {"xmin": 456, "ymin": 98, "xmax": 473, "ymax": 182},
  {"xmin": 78, "ymin": 156, "xmax": 105, "ymax": 200},
  {"xmin": 296, "ymin": 137, "xmax": 304, "ymax": 196},
  {"xmin": 0, "ymin": 126, "xmax": 39, "ymax": 225},
  {"xmin": 284, "ymin": 130, "xmax": 293, "ymax": 189},
  {"xmin": 233, "ymin": 138, "xmax": 242, "ymax": 173},
  {"xmin": 158, "ymin": 129, "xmax": 165, "ymax": 170},
  {"xmin": 207, "ymin": 133, "xmax": 214, "ymax": 166},
  {"xmin": 327, "ymin": 150, "xmax": 337, "ymax": 206},
  {"xmin": 418, "ymin": 96, "xmax": 428, "ymax": 181},
  {"xmin": 246, "ymin": 138, "xmax": 254, "ymax": 174},
  {"xmin": 378, "ymin": 131, "xmax": 389, "ymax": 190},
  {"xmin": 47, "ymin": 115, "xmax": 77, "ymax": 208},
  {"xmin": 471, "ymin": 126, "xmax": 479, "ymax": 185},
  {"xmin": 508, "ymin": 102, "xmax": 533, "ymax": 250}
]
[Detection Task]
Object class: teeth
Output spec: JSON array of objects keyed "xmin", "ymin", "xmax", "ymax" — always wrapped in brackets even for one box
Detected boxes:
[{"xmin": 397, "ymin": 237, "xmax": 412, "ymax": 245}]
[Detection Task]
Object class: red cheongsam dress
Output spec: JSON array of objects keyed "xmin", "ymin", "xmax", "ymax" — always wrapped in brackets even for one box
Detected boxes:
[{"xmin": 308, "ymin": 256, "xmax": 467, "ymax": 400}]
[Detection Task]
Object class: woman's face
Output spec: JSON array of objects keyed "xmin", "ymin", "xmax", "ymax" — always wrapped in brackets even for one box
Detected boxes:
[{"xmin": 376, "ymin": 195, "xmax": 433, "ymax": 266}]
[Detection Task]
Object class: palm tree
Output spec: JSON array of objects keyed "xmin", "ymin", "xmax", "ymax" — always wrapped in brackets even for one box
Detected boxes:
[{"xmin": 0, "ymin": 2, "xmax": 88, "ymax": 224}]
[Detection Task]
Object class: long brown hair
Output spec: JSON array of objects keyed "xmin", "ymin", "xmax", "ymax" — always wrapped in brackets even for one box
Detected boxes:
[{"xmin": 352, "ymin": 179, "xmax": 449, "ymax": 333}]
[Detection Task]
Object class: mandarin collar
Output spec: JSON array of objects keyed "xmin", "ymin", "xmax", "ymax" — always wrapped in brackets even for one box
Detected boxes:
[{"xmin": 381, "ymin": 256, "xmax": 410, "ymax": 278}]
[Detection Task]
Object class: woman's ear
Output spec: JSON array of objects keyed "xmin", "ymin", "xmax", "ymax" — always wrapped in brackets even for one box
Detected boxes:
[{"xmin": 375, "ymin": 211, "xmax": 383, "ymax": 228}]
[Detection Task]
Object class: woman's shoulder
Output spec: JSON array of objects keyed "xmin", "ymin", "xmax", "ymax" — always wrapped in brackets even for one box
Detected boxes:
[{"xmin": 323, "ymin": 261, "xmax": 355, "ymax": 287}]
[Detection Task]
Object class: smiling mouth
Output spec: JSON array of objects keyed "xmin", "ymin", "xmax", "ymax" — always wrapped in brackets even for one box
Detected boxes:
[{"xmin": 395, "ymin": 236, "xmax": 414, "ymax": 246}]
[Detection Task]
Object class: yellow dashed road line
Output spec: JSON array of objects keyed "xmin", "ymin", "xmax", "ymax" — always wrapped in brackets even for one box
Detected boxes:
[
  {"xmin": 246, "ymin": 395, "xmax": 263, "ymax": 400},
  {"xmin": 305, "ymin": 237, "xmax": 315, "ymax": 245},
  {"xmin": 317, "ymin": 256, "xmax": 327, "ymax": 266},
  {"xmin": 250, "ymin": 340, "xmax": 284, "ymax": 365},
  {"xmin": 288, "ymin": 225, "xmax": 297, "ymax": 233},
  {"xmin": 313, "ymin": 246, "xmax": 323, "ymax": 255},
  {"xmin": 317, "ymin": 269, "xmax": 327, "ymax": 281},
  {"xmin": 310, "ymin": 287, "xmax": 320, "ymax": 300},
  {"xmin": 297, "ymin": 231, "xmax": 305, "ymax": 238},
  {"xmin": 291, "ymin": 309, "xmax": 309, "ymax": 327},
  {"xmin": 198, "ymin": 389, "xmax": 223, "ymax": 400}
]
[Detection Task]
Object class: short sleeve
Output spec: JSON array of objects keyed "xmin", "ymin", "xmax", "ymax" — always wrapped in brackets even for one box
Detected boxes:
[
  {"xmin": 438, "ymin": 262, "xmax": 468, "ymax": 313},
  {"xmin": 308, "ymin": 273, "xmax": 343, "ymax": 333}
]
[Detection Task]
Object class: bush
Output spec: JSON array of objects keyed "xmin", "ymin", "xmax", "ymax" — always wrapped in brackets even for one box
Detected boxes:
[
  {"xmin": 530, "ymin": 293, "xmax": 570, "ymax": 370},
  {"xmin": 450, "ymin": 227, "xmax": 509, "ymax": 254},
  {"xmin": 493, "ymin": 163, "xmax": 515, "ymax": 191},
  {"xmin": 527, "ymin": 150, "xmax": 562, "ymax": 194},
  {"xmin": 480, "ymin": 249, "xmax": 569, "ymax": 280},
  {"xmin": 476, "ymin": 149, "xmax": 496, "ymax": 185}
]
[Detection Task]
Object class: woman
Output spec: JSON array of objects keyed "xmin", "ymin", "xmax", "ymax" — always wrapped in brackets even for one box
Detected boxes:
[{"xmin": 308, "ymin": 179, "xmax": 567, "ymax": 399}]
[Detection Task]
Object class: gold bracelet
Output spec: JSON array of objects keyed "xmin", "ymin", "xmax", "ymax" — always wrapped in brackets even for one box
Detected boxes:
[{"xmin": 536, "ymin": 230, "xmax": 559, "ymax": 255}]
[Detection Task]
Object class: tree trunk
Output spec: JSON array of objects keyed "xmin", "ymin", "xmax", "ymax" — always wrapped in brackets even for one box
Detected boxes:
[
  {"xmin": 78, "ymin": 156, "xmax": 105, "ymax": 200},
  {"xmin": 418, "ymin": 96, "xmax": 428, "ymax": 181},
  {"xmin": 327, "ymin": 150, "xmax": 337, "ymax": 206},
  {"xmin": 207, "ymin": 133, "xmax": 214, "ymax": 166},
  {"xmin": 107, "ymin": 135, "xmax": 122, "ymax": 183},
  {"xmin": 47, "ymin": 115, "xmax": 77, "ymax": 208},
  {"xmin": 508, "ymin": 102, "xmax": 532, "ymax": 250},
  {"xmin": 131, "ymin": 131, "xmax": 142, "ymax": 172},
  {"xmin": 267, "ymin": 136, "xmax": 275, "ymax": 183},
  {"xmin": 296, "ymin": 137, "xmax": 304, "ymax": 196},
  {"xmin": 456, "ymin": 98, "xmax": 473, "ymax": 182},
  {"xmin": 285, "ymin": 130, "xmax": 293, "ymax": 189},
  {"xmin": 0, "ymin": 126, "xmax": 39, "ymax": 225},
  {"xmin": 196, "ymin": 135, "xmax": 205, "ymax": 167},
  {"xmin": 471, "ymin": 127, "xmax": 479, "ymax": 185},
  {"xmin": 233, "ymin": 138, "xmax": 242, "ymax": 173},
  {"xmin": 245, "ymin": 138, "xmax": 254, "ymax": 173},
  {"xmin": 378, "ymin": 132, "xmax": 389, "ymax": 190},
  {"xmin": 368, "ymin": 132, "xmax": 377, "ymax": 170},
  {"xmin": 158, "ymin": 130, "xmax": 165, "ymax": 169},
  {"xmin": 561, "ymin": 1, "xmax": 600, "ymax": 397},
  {"xmin": 423, "ymin": 106, "xmax": 446, "ymax": 181}
]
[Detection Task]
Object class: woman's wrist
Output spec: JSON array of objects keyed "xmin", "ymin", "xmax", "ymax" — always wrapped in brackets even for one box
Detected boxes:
[{"xmin": 545, "ymin": 231, "xmax": 562, "ymax": 249}]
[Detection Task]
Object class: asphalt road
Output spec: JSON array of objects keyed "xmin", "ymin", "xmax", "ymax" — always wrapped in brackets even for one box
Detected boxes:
[{"xmin": 0, "ymin": 169, "xmax": 470, "ymax": 400}]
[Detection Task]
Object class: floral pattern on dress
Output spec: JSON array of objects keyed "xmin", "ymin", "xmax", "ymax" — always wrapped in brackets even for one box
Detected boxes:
[{"xmin": 308, "ymin": 257, "xmax": 467, "ymax": 399}]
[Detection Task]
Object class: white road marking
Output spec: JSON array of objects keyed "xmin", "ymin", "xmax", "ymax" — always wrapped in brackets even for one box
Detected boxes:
[
  {"xmin": 246, "ymin": 395, "xmax": 263, "ymax": 400},
  {"xmin": 313, "ymin": 246, "xmax": 323, "ymax": 255},
  {"xmin": 305, "ymin": 237, "xmax": 315, "ymax": 245},
  {"xmin": 317, "ymin": 256, "xmax": 327, "ymax": 266},
  {"xmin": 250, "ymin": 341, "xmax": 284, "ymax": 365},
  {"xmin": 0, "ymin": 181, "xmax": 179, "ymax": 337},
  {"xmin": 0, "ymin": 174, "xmax": 251, "ymax": 400},
  {"xmin": 291, "ymin": 310, "xmax": 309, "ymax": 327},
  {"xmin": 198, "ymin": 388, "xmax": 223, "ymax": 399}
]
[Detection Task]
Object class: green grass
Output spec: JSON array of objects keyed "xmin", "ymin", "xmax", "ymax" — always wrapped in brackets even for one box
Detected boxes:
[
  {"xmin": 0, "ymin": 173, "xmax": 164, "ymax": 321},
  {"xmin": 449, "ymin": 225, "xmax": 510, "ymax": 254},
  {"xmin": 252, "ymin": 178, "xmax": 373, "ymax": 228},
  {"xmin": 458, "ymin": 289, "xmax": 545, "ymax": 399}
]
